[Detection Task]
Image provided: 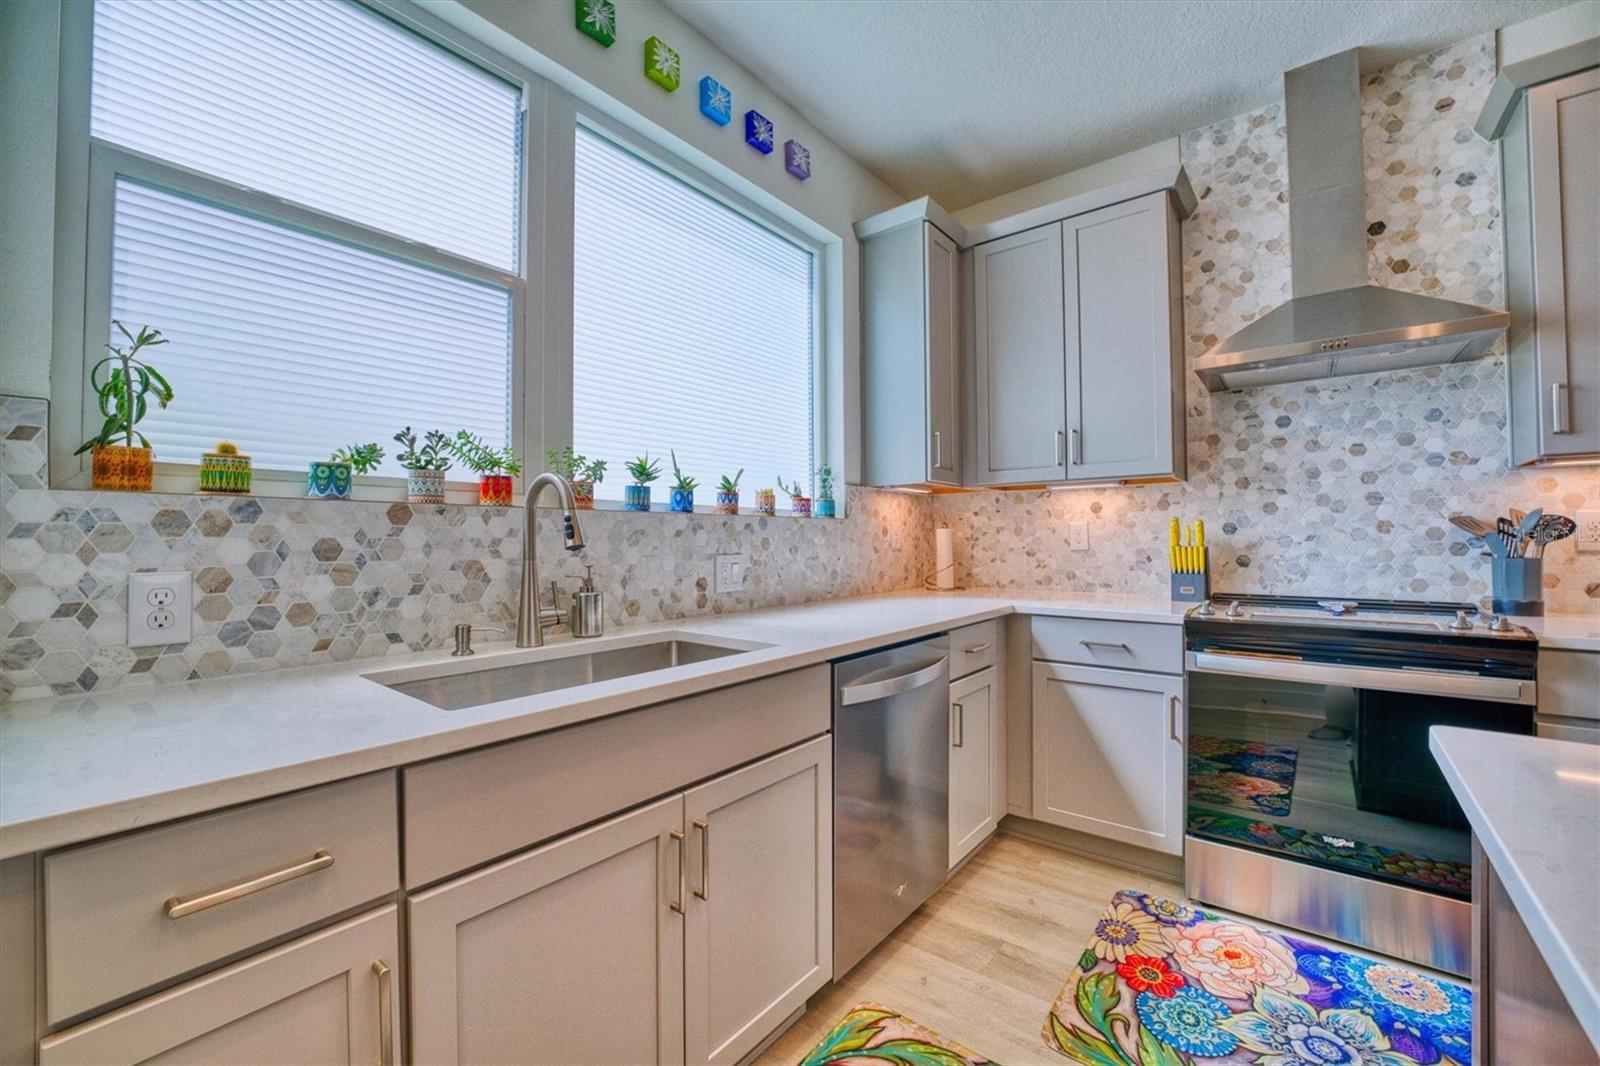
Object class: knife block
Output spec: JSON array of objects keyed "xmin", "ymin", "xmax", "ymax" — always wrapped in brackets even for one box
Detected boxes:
[{"xmin": 1171, "ymin": 549, "xmax": 1210, "ymax": 603}]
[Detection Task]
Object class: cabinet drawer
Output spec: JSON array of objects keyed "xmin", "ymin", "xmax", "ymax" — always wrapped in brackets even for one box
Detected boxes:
[
  {"xmin": 403, "ymin": 666, "xmax": 830, "ymax": 886},
  {"xmin": 44, "ymin": 772, "xmax": 397, "ymax": 1024},
  {"xmin": 949, "ymin": 620, "xmax": 999, "ymax": 679},
  {"xmin": 1539, "ymin": 650, "xmax": 1600, "ymax": 722},
  {"xmin": 1030, "ymin": 615, "xmax": 1182, "ymax": 674}
]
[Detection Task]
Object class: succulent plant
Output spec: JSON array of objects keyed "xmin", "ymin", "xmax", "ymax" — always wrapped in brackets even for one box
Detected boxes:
[
  {"xmin": 627, "ymin": 453, "xmax": 661, "ymax": 484},
  {"xmin": 330, "ymin": 442, "xmax": 385, "ymax": 474},
  {"xmin": 817, "ymin": 464, "xmax": 835, "ymax": 501},
  {"xmin": 75, "ymin": 320, "xmax": 174, "ymax": 455},
  {"xmin": 718, "ymin": 469, "xmax": 743, "ymax": 493},
  {"xmin": 215, "ymin": 440, "xmax": 240, "ymax": 456},
  {"xmin": 669, "ymin": 450, "xmax": 698, "ymax": 492},
  {"xmin": 776, "ymin": 476, "xmax": 808, "ymax": 500},
  {"xmin": 544, "ymin": 445, "xmax": 603, "ymax": 483},
  {"xmin": 393, "ymin": 427, "xmax": 452, "ymax": 472},
  {"xmin": 454, "ymin": 431, "xmax": 521, "ymax": 476}
]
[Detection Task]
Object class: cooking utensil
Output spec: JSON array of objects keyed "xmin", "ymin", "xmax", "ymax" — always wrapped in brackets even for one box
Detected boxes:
[
  {"xmin": 1448, "ymin": 514, "xmax": 1496, "ymax": 539},
  {"xmin": 1528, "ymin": 514, "xmax": 1576, "ymax": 558},
  {"xmin": 1509, "ymin": 507, "xmax": 1527, "ymax": 526},
  {"xmin": 1512, "ymin": 508, "xmax": 1543, "ymax": 557}
]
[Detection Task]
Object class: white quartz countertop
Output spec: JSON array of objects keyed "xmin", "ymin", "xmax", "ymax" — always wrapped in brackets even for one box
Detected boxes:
[
  {"xmin": 0, "ymin": 589, "xmax": 1183, "ymax": 859},
  {"xmin": 1430, "ymin": 726, "xmax": 1600, "ymax": 1048},
  {"xmin": 1513, "ymin": 612, "xmax": 1600, "ymax": 652}
]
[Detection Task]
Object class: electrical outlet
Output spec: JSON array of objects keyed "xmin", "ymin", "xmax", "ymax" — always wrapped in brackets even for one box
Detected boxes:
[
  {"xmin": 1067, "ymin": 521, "xmax": 1089, "ymax": 551},
  {"xmin": 714, "ymin": 553, "xmax": 746, "ymax": 594},
  {"xmin": 1577, "ymin": 510, "xmax": 1600, "ymax": 554},
  {"xmin": 128, "ymin": 571, "xmax": 193, "ymax": 647}
]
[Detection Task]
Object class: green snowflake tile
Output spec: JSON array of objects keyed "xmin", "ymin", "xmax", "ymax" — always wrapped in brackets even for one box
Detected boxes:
[
  {"xmin": 645, "ymin": 35, "xmax": 681, "ymax": 92},
  {"xmin": 575, "ymin": 0, "xmax": 615, "ymax": 47}
]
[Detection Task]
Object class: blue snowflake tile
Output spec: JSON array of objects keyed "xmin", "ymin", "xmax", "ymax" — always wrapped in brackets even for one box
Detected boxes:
[
  {"xmin": 784, "ymin": 139, "xmax": 811, "ymax": 180},
  {"xmin": 699, "ymin": 76, "xmax": 732, "ymax": 126},
  {"xmin": 744, "ymin": 109, "xmax": 774, "ymax": 154}
]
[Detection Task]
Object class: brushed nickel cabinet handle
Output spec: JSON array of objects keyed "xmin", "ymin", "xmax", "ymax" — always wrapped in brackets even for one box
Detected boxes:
[
  {"xmin": 1055, "ymin": 429, "xmax": 1065, "ymax": 466},
  {"xmin": 164, "ymin": 850, "xmax": 334, "ymax": 919},
  {"xmin": 1079, "ymin": 639, "xmax": 1131, "ymax": 652},
  {"xmin": 373, "ymin": 960, "xmax": 393, "ymax": 1066},
  {"xmin": 952, "ymin": 702, "xmax": 965, "ymax": 747},
  {"xmin": 963, "ymin": 642, "xmax": 993, "ymax": 654},
  {"xmin": 1169, "ymin": 694, "xmax": 1181, "ymax": 743},
  {"xmin": 1071, "ymin": 428, "xmax": 1082, "ymax": 465},
  {"xmin": 693, "ymin": 819, "xmax": 710, "ymax": 901},
  {"xmin": 933, "ymin": 430, "xmax": 942, "ymax": 468},
  {"xmin": 1552, "ymin": 383, "xmax": 1570, "ymax": 434},
  {"xmin": 668, "ymin": 830, "xmax": 686, "ymax": 915}
]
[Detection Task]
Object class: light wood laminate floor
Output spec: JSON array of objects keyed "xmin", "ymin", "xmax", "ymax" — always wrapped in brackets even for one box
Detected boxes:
[{"xmin": 757, "ymin": 831, "xmax": 1182, "ymax": 1064}]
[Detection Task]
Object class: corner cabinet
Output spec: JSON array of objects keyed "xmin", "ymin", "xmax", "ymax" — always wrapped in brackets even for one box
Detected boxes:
[
  {"xmin": 1503, "ymin": 67, "xmax": 1600, "ymax": 464},
  {"xmin": 859, "ymin": 207, "xmax": 963, "ymax": 487},
  {"xmin": 971, "ymin": 190, "xmax": 1185, "ymax": 486}
]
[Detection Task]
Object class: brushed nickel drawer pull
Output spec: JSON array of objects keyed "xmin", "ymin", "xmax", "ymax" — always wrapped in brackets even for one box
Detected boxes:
[
  {"xmin": 952, "ymin": 702, "xmax": 965, "ymax": 747},
  {"xmin": 692, "ymin": 819, "xmax": 710, "ymax": 901},
  {"xmin": 668, "ymin": 831, "xmax": 686, "ymax": 915},
  {"xmin": 373, "ymin": 960, "xmax": 394, "ymax": 1066},
  {"xmin": 1080, "ymin": 640, "xmax": 1131, "ymax": 652},
  {"xmin": 963, "ymin": 642, "xmax": 993, "ymax": 654},
  {"xmin": 1169, "ymin": 694, "xmax": 1181, "ymax": 743},
  {"xmin": 163, "ymin": 850, "xmax": 334, "ymax": 919}
]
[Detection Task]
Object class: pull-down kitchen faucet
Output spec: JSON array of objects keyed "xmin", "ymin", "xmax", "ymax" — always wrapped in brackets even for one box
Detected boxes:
[{"xmin": 516, "ymin": 472, "xmax": 586, "ymax": 647}]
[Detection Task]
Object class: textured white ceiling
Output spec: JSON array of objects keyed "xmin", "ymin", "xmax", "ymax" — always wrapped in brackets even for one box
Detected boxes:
[{"xmin": 661, "ymin": 0, "xmax": 1574, "ymax": 209}]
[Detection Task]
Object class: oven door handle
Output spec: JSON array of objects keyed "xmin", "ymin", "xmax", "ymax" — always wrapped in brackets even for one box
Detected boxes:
[{"xmin": 1186, "ymin": 652, "xmax": 1535, "ymax": 706}]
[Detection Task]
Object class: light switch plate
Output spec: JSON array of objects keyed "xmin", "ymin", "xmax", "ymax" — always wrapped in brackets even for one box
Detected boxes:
[
  {"xmin": 128, "ymin": 571, "xmax": 193, "ymax": 647},
  {"xmin": 1067, "ymin": 521, "xmax": 1089, "ymax": 551},
  {"xmin": 1577, "ymin": 510, "xmax": 1600, "ymax": 554},
  {"xmin": 714, "ymin": 553, "xmax": 746, "ymax": 594}
]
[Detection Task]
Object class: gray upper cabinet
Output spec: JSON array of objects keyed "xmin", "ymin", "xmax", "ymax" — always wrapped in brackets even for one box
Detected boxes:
[
  {"xmin": 972, "ymin": 224, "xmax": 1069, "ymax": 484},
  {"xmin": 1504, "ymin": 67, "xmax": 1600, "ymax": 464},
  {"xmin": 860, "ymin": 216, "xmax": 962, "ymax": 486},
  {"xmin": 1063, "ymin": 191, "xmax": 1186, "ymax": 481}
]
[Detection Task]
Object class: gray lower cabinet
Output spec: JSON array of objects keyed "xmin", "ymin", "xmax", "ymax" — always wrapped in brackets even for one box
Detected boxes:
[
  {"xmin": 407, "ymin": 737, "xmax": 832, "ymax": 1066},
  {"xmin": 1032, "ymin": 661, "xmax": 1185, "ymax": 856},
  {"xmin": 973, "ymin": 223, "xmax": 1068, "ymax": 484},
  {"xmin": 948, "ymin": 666, "xmax": 1001, "ymax": 869},
  {"xmin": 39, "ymin": 905, "xmax": 400, "ymax": 1066},
  {"xmin": 1063, "ymin": 191, "xmax": 1185, "ymax": 481},
  {"xmin": 1504, "ymin": 67, "xmax": 1600, "ymax": 464}
]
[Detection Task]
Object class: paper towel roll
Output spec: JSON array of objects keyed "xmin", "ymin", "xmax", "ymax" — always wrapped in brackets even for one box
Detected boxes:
[{"xmin": 934, "ymin": 526, "xmax": 956, "ymax": 590}]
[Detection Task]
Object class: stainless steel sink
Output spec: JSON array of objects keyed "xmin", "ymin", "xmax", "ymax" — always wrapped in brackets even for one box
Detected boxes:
[{"xmin": 368, "ymin": 635, "xmax": 765, "ymax": 711}]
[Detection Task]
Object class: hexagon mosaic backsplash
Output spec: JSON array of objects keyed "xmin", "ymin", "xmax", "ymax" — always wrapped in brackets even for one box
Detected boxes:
[{"xmin": 931, "ymin": 33, "xmax": 1599, "ymax": 612}]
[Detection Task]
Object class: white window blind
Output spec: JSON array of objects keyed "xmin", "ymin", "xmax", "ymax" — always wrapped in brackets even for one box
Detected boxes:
[
  {"xmin": 92, "ymin": 0, "xmax": 522, "ymax": 271},
  {"xmin": 109, "ymin": 178, "xmax": 513, "ymax": 478},
  {"xmin": 573, "ymin": 128, "xmax": 815, "ymax": 502}
]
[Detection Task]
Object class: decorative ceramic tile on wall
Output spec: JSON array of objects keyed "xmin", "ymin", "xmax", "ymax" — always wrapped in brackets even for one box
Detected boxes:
[{"xmin": 932, "ymin": 34, "xmax": 1600, "ymax": 615}]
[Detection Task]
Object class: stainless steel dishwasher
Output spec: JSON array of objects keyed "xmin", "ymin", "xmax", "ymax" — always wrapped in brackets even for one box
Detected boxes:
[{"xmin": 832, "ymin": 635, "xmax": 950, "ymax": 978}]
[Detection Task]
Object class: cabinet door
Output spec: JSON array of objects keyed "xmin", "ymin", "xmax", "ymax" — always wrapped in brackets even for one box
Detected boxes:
[
  {"xmin": 1032, "ymin": 662, "xmax": 1184, "ymax": 855},
  {"xmin": 408, "ymin": 796, "xmax": 685, "ymax": 1066},
  {"xmin": 949, "ymin": 667, "xmax": 999, "ymax": 868},
  {"xmin": 1528, "ymin": 69, "xmax": 1600, "ymax": 458},
  {"xmin": 925, "ymin": 223, "xmax": 961, "ymax": 484},
  {"xmin": 39, "ymin": 906, "xmax": 399, "ymax": 1066},
  {"xmin": 684, "ymin": 737, "xmax": 831, "ymax": 1066},
  {"xmin": 1064, "ymin": 191, "xmax": 1183, "ymax": 481},
  {"xmin": 973, "ymin": 224, "xmax": 1067, "ymax": 484}
]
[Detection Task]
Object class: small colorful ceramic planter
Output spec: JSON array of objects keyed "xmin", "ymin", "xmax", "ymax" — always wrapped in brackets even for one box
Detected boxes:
[
  {"xmin": 92, "ymin": 444, "xmax": 154, "ymax": 492},
  {"xmin": 478, "ymin": 473, "xmax": 514, "ymax": 507},
  {"xmin": 624, "ymin": 484, "xmax": 652, "ymax": 511},
  {"xmin": 715, "ymin": 490, "xmax": 739, "ymax": 515},
  {"xmin": 406, "ymin": 469, "xmax": 446, "ymax": 505},
  {"xmin": 199, "ymin": 443, "xmax": 252, "ymax": 494},
  {"xmin": 699, "ymin": 76, "xmax": 732, "ymax": 126},
  {"xmin": 669, "ymin": 487, "xmax": 695, "ymax": 513},
  {"xmin": 645, "ymin": 36, "xmax": 681, "ymax": 92},
  {"xmin": 574, "ymin": 0, "xmax": 615, "ymax": 46},
  {"xmin": 754, "ymin": 488, "xmax": 776, "ymax": 516},
  {"xmin": 814, "ymin": 498, "xmax": 836, "ymax": 518},
  {"xmin": 745, "ymin": 110, "xmax": 774, "ymax": 154},
  {"xmin": 572, "ymin": 479, "xmax": 596, "ymax": 509},
  {"xmin": 790, "ymin": 495, "xmax": 812, "ymax": 518},
  {"xmin": 784, "ymin": 139, "xmax": 811, "ymax": 181},
  {"xmin": 307, "ymin": 461, "xmax": 353, "ymax": 500}
]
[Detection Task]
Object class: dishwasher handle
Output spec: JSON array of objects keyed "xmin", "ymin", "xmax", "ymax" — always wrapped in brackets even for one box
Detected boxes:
[{"xmin": 838, "ymin": 657, "xmax": 949, "ymax": 705}]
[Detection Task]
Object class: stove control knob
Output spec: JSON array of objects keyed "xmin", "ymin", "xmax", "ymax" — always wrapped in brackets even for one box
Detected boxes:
[
  {"xmin": 1449, "ymin": 609, "xmax": 1473, "ymax": 632},
  {"xmin": 1194, "ymin": 599, "xmax": 1216, "ymax": 617},
  {"xmin": 1225, "ymin": 600, "xmax": 1245, "ymax": 619},
  {"xmin": 1489, "ymin": 614, "xmax": 1514, "ymax": 633}
]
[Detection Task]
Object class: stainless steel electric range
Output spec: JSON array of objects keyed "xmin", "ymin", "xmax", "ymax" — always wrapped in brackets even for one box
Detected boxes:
[{"xmin": 1183, "ymin": 594, "xmax": 1537, "ymax": 976}]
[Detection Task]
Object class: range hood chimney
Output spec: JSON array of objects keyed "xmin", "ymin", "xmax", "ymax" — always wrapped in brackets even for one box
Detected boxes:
[{"xmin": 1193, "ymin": 49, "xmax": 1509, "ymax": 391}]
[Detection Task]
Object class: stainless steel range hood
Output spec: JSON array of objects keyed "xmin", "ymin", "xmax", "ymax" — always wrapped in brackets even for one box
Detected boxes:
[{"xmin": 1194, "ymin": 50, "xmax": 1509, "ymax": 392}]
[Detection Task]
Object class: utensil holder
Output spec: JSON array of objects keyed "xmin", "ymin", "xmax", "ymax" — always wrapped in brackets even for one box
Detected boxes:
[
  {"xmin": 1491, "ymin": 557, "xmax": 1542, "ymax": 616},
  {"xmin": 1171, "ymin": 550, "xmax": 1210, "ymax": 603}
]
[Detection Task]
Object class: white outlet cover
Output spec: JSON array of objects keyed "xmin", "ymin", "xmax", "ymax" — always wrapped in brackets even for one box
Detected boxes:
[
  {"xmin": 1067, "ymin": 521, "xmax": 1089, "ymax": 551},
  {"xmin": 714, "ymin": 553, "xmax": 746, "ymax": 594},
  {"xmin": 1577, "ymin": 510, "xmax": 1600, "ymax": 554},
  {"xmin": 128, "ymin": 571, "xmax": 193, "ymax": 647}
]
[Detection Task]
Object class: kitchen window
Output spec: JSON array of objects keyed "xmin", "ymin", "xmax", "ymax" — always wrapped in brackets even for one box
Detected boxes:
[
  {"xmin": 69, "ymin": 0, "xmax": 524, "ymax": 483},
  {"xmin": 572, "ymin": 125, "xmax": 819, "ymax": 502}
]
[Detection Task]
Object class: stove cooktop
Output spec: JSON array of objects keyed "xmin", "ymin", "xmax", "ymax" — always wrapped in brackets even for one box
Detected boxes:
[{"xmin": 1187, "ymin": 594, "xmax": 1535, "ymax": 639}]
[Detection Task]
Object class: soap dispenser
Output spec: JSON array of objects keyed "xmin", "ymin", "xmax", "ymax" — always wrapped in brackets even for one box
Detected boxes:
[{"xmin": 569, "ymin": 565, "xmax": 604, "ymax": 638}]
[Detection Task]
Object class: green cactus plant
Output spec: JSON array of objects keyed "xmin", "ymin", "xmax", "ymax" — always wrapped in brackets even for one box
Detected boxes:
[{"xmin": 627, "ymin": 453, "xmax": 662, "ymax": 484}]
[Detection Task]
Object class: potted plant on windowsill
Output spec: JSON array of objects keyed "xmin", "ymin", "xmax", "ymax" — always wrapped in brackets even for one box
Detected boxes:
[
  {"xmin": 624, "ymin": 453, "xmax": 660, "ymax": 511},
  {"xmin": 546, "ymin": 446, "xmax": 606, "ymax": 509},
  {"xmin": 754, "ymin": 486, "xmax": 776, "ymax": 516},
  {"xmin": 199, "ymin": 440, "xmax": 252, "ymax": 494},
  {"xmin": 394, "ymin": 427, "xmax": 452, "ymax": 504},
  {"xmin": 777, "ymin": 476, "xmax": 811, "ymax": 517},
  {"xmin": 456, "ymin": 431, "xmax": 521, "ymax": 506},
  {"xmin": 815, "ymin": 464, "xmax": 836, "ymax": 518},
  {"xmin": 715, "ymin": 469, "xmax": 742, "ymax": 514},
  {"xmin": 74, "ymin": 320, "xmax": 174, "ymax": 492},
  {"xmin": 310, "ymin": 443, "xmax": 383, "ymax": 500},
  {"xmin": 668, "ymin": 450, "xmax": 698, "ymax": 513}
]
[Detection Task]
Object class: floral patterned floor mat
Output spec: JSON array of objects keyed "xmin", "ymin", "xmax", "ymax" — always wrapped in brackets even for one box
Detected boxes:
[
  {"xmin": 1187, "ymin": 735, "xmax": 1300, "ymax": 817},
  {"xmin": 801, "ymin": 1003, "xmax": 995, "ymax": 1065},
  {"xmin": 1044, "ymin": 890, "xmax": 1472, "ymax": 1066}
]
